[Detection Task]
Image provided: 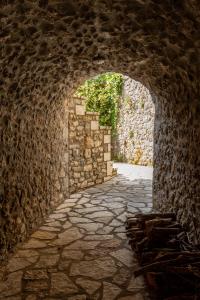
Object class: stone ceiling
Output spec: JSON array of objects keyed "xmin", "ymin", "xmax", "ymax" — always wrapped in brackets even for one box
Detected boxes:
[{"xmin": 1, "ymin": 0, "xmax": 199, "ymax": 107}]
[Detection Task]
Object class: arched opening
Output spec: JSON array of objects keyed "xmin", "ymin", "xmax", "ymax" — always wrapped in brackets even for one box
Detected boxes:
[{"xmin": 69, "ymin": 72, "xmax": 155, "ymax": 194}]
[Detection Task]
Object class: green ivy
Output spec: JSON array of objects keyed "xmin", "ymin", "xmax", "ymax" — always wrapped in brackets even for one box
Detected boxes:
[{"xmin": 75, "ymin": 72, "xmax": 123, "ymax": 133}]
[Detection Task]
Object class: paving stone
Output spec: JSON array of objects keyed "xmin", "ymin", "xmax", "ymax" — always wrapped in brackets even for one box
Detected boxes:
[
  {"xmin": 0, "ymin": 271, "xmax": 23, "ymax": 298},
  {"xmin": 57, "ymin": 202, "xmax": 74, "ymax": 209},
  {"xmin": 56, "ymin": 207, "xmax": 72, "ymax": 213},
  {"xmin": 40, "ymin": 226, "xmax": 61, "ymax": 232},
  {"xmin": 82, "ymin": 194, "xmax": 91, "ymax": 198},
  {"xmin": 51, "ymin": 228, "xmax": 83, "ymax": 246},
  {"xmin": 76, "ymin": 222, "xmax": 103, "ymax": 232},
  {"xmin": 70, "ymin": 193, "xmax": 82, "ymax": 199},
  {"xmin": 31, "ymin": 230, "xmax": 57, "ymax": 240},
  {"xmin": 78, "ymin": 198, "xmax": 90, "ymax": 204},
  {"xmin": 0, "ymin": 168, "xmax": 152, "ymax": 299},
  {"xmin": 114, "ymin": 226, "xmax": 126, "ymax": 233},
  {"xmin": 33, "ymin": 254, "xmax": 59, "ymax": 268},
  {"xmin": 113, "ymin": 267, "xmax": 131, "ymax": 286},
  {"xmin": 99, "ymin": 238, "xmax": 121, "ymax": 248},
  {"xmin": 44, "ymin": 221, "xmax": 61, "ymax": 227},
  {"xmin": 109, "ymin": 219, "xmax": 123, "ymax": 227},
  {"xmin": 39, "ymin": 247, "xmax": 59, "ymax": 254},
  {"xmin": 64, "ymin": 199, "xmax": 79, "ymax": 204},
  {"xmin": 85, "ymin": 248, "xmax": 112, "ymax": 260},
  {"xmin": 24, "ymin": 280, "xmax": 49, "ymax": 292},
  {"xmin": 117, "ymin": 213, "xmax": 127, "ymax": 222},
  {"xmin": 59, "ymin": 202, "xmax": 76, "ymax": 208},
  {"xmin": 63, "ymin": 221, "xmax": 72, "ymax": 229},
  {"xmin": 127, "ymin": 207, "xmax": 139, "ymax": 213},
  {"xmin": 76, "ymin": 278, "xmax": 101, "ymax": 295},
  {"xmin": 140, "ymin": 207, "xmax": 152, "ymax": 213},
  {"xmin": 62, "ymin": 249, "xmax": 84, "ymax": 260},
  {"xmin": 102, "ymin": 282, "xmax": 121, "ymax": 300},
  {"xmin": 7, "ymin": 255, "xmax": 38, "ymax": 272},
  {"xmin": 64, "ymin": 240, "xmax": 100, "ymax": 250},
  {"xmin": 84, "ymin": 234, "xmax": 114, "ymax": 240},
  {"xmin": 58, "ymin": 260, "xmax": 71, "ymax": 270},
  {"xmin": 110, "ymin": 197, "xmax": 126, "ymax": 202},
  {"xmin": 49, "ymin": 213, "xmax": 66, "ymax": 219},
  {"xmin": 102, "ymin": 202, "xmax": 125, "ymax": 209},
  {"xmin": 70, "ymin": 217, "xmax": 93, "ymax": 223},
  {"xmin": 68, "ymin": 212, "xmax": 80, "ymax": 217},
  {"xmin": 60, "ymin": 217, "xmax": 70, "ymax": 222},
  {"xmin": 50, "ymin": 272, "xmax": 78, "ymax": 296},
  {"xmin": 84, "ymin": 203, "xmax": 95, "ymax": 207},
  {"xmin": 86, "ymin": 188, "xmax": 102, "ymax": 194},
  {"xmin": 85, "ymin": 211, "xmax": 114, "ymax": 219},
  {"xmin": 95, "ymin": 217, "xmax": 113, "ymax": 224},
  {"xmin": 75, "ymin": 207, "xmax": 106, "ymax": 214},
  {"xmin": 70, "ymin": 257, "xmax": 117, "ymax": 279},
  {"xmin": 116, "ymin": 232, "xmax": 127, "ymax": 239},
  {"xmin": 127, "ymin": 276, "xmax": 145, "ymax": 291},
  {"xmin": 24, "ymin": 270, "xmax": 49, "ymax": 280},
  {"xmin": 96, "ymin": 226, "xmax": 113, "ymax": 234},
  {"xmin": 90, "ymin": 200, "xmax": 103, "ymax": 205},
  {"xmin": 21, "ymin": 239, "xmax": 47, "ymax": 249},
  {"xmin": 129, "ymin": 202, "xmax": 145, "ymax": 208},
  {"xmin": 14, "ymin": 249, "xmax": 39, "ymax": 258}
]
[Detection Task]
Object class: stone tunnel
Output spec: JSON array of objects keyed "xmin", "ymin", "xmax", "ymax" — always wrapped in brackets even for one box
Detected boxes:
[{"xmin": 1, "ymin": 0, "xmax": 200, "ymax": 260}]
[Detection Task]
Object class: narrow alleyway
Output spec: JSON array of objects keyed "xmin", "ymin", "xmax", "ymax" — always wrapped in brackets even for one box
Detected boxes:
[{"xmin": 0, "ymin": 164, "xmax": 153, "ymax": 300}]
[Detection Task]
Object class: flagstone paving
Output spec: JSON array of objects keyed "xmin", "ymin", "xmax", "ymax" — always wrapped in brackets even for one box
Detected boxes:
[{"xmin": 0, "ymin": 168, "xmax": 152, "ymax": 300}]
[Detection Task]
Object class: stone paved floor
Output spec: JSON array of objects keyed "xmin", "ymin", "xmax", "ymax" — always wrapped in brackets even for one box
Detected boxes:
[{"xmin": 0, "ymin": 165, "xmax": 153, "ymax": 300}]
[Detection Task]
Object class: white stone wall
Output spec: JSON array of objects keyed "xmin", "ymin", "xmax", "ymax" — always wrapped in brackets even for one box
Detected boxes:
[{"xmin": 113, "ymin": 77, "xmax": 155, "ymax": 166}]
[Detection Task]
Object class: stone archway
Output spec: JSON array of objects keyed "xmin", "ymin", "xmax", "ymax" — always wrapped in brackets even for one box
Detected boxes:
[{"xmin": 1, "ymin": 0, "xmax": 200, "ymax": 256}]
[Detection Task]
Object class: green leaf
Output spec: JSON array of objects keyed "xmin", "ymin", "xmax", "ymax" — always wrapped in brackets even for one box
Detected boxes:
[{"xmin": 75, "ymin": 72, "xmax": 123, "ymax": 132}]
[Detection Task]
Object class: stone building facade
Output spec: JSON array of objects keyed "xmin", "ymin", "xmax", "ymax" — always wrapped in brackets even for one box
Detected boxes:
[
  {"xmin": 68, "ymin": 97, "xmax": 113, "ymax": 194},
  {"xmin": 113, "ymin": 77, "xmax": 154, "ymax": 166}
]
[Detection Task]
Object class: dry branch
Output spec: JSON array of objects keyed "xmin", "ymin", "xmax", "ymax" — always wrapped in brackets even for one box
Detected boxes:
[{"xmin": 126, "ymin": 212, "xmax": 200, "ymax": 299}]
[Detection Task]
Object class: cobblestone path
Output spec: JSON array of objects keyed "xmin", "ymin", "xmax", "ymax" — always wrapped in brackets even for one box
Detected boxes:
[{"xmin": 0, "ymin": 170, "xmax": 152, "ymax": 300}]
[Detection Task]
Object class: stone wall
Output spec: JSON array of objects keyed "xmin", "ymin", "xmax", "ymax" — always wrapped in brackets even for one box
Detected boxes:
[
  {"xmin": 0, "ymin": 99, "xmax": 69, "ymax": 259},
  {"xmin": 113, "ymin": 77, "xmax": 154, "ymax": 166},
  {"xmin": 154, "ymin": 98, "xmax": 200, "ymax": 245},
  {"xmin": 68, "ymin": 97, "xmax": 113, "ymax": 194}
]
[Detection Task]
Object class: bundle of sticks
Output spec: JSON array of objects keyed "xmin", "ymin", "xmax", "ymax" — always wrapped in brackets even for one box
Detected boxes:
[{"xmin": 126, "ymin": 213, "xmax": 200, "ymax": 300}]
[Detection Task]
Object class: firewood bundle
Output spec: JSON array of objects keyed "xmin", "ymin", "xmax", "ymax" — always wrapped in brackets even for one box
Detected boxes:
[{"xmin": 126, "ymin": 213, "xmax": 200, "ymax": 300}]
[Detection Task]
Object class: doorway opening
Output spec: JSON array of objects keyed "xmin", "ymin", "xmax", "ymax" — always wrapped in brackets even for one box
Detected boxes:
[{"xmin": 69, "ymin": 72, "xmax": 155, "ymax": 194}]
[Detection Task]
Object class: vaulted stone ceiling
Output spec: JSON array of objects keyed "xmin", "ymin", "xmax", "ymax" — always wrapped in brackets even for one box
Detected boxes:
[
  {"xmin": 0, "ymin": 0, "xmax": 200, "ymax": 256},
  {"xmin": 1, "ymin": 0, "xmax": 199, "ymax": 100}
]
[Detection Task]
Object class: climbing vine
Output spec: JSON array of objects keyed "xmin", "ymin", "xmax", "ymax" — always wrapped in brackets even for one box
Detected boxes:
[{"xmin": 75, "ymin": 72, "xmax": 123, "ymax": 132}]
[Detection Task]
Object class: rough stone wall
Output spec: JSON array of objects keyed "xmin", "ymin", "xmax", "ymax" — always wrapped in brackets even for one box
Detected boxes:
[
  {"xmin": 68, "ymin": 97, "xmax": 113, "ymax": 194},
  {"xmin": 0, "ymin": 100, "xmax": 69, "ymax": 258},
  {"xmin": 1, "ymin": 0, "xmax": 200, "ymax": 254},
  {"xmin": 113, "ymin": 77, "xmax": 154, "ymax": 166},
  {"xmin": 154, "ymin": 99, "xmax": 200, "ymax": 244}
]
